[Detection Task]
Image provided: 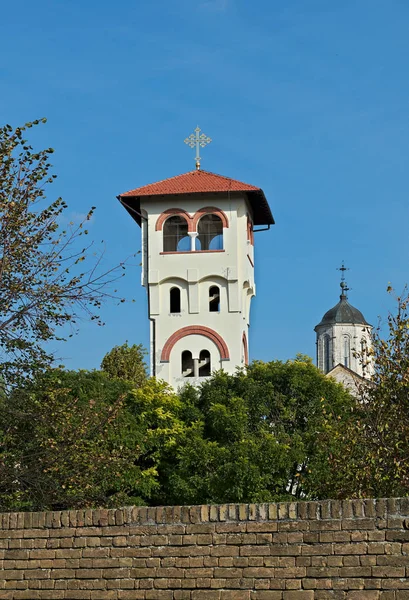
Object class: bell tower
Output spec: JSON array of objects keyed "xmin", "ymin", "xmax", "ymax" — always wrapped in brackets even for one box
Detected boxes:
[
  {"xmin": 118, "ymin": 128, "xmax": 274, "ymax": 389},
  {"xmin": 314, "ymin": 264, "xmax": 373, "ymax": 379}
]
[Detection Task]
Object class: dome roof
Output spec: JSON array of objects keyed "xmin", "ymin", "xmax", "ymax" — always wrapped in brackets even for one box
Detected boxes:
[{"xmin": 315, "ymin": 294, "xmax": 370, "ymax": 329}]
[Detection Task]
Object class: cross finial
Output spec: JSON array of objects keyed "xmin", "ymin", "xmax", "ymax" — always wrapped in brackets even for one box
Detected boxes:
[
  {"xmin": 337, "ymin": 261, "xmax": 350, "ymax": 299},
  {"xmin": 184, "ymin": 126, "xmax": 212, "ymax": 170}
]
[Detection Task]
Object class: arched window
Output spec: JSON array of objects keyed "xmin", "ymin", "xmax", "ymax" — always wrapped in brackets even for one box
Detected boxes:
[
  {"xmin": 181, "ymin": 351, "xmax": 194, "ymax": 377},
  {"xmin": 170, "ymin": 287, "xmax": 181, "ymax": 313},
  {"xmin": 199, "ymin": 350, "xmax": 211, "ymax": 377},
  {"xmin": 343, "ymin": 335, "xmax": 350, "ymax": 368},
  {"xmin": 196, "ymin": 214, "xmax": 223, "ymax": 251},
  {"xmin": 209, "ymin": 286, "xmax": 220, "ymax": 312},
  {"xmin": 163, "ymin": 216, "xmax": 190, "ymax": 252},
  {"xmin": 324, "ymin": 334, "xmax": 331, "ymax": 374}
]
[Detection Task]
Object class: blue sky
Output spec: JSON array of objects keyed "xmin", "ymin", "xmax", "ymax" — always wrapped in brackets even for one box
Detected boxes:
[{"xmin": 1, "ymin": 0, "xmax": 409, "ymax": 369}]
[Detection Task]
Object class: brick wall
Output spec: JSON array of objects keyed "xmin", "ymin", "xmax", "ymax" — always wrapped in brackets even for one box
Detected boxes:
[{"xmin": 0, "ymin": 499, "xmax": 408, "ymax": 599}]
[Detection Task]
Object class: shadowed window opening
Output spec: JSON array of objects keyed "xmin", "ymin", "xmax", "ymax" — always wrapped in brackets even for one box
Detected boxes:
[
  {"xmin": 199, "ymin": 350, "xmax": 211, "ymax": 377},
  {"xmin": 181, "ymin": 351, "xmax": 194, "ymax": 377},
  {"xmin": 163, "ymin": 216, "xmax": 190, "ymax": 252},
  {"xmin": 170, "ymin": 287, "xmax": 181, "ymax": 313},
  {"xmin": 324, "ymin": 335, "xmax": 331, "ymax": 374},
  {"xmin": 196, "ymin": 214, "xmax": 223, "ymax": 251},
  {"xmin": 344, "ymin": 336, "xmax": 350, "ymax": 368},
  {"xmin": 209, "ymin": 286, "xmax": 220, "ymax": 312}
]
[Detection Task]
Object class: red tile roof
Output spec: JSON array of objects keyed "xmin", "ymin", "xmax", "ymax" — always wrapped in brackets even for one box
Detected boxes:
[
  {"xmin": 118, "ymin": 169, "xmax": 274, "ymax": 226},
  {"xmin": 120, "ymin": 169, "xmax": 261, "ymax": 197}
]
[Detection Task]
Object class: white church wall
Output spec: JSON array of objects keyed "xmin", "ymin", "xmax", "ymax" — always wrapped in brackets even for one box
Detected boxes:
[
  {"xmin": 140, "ymin": 193, "xmax": 256, "ymax": 389},
  {"xmin": 316, "ymin": 323, "xmax": 373, "ymax": 378},
  {"xmin": 326, "ymin": 364, "xmax": 365, "ymax": 395}
]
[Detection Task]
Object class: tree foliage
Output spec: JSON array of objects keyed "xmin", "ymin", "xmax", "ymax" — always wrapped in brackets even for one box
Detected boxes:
[
  {"xmin": 319, "ymin": 288, "xmax": 409, "ymax": 499},
  {"xmin": 0, "ymin": 354, "xmax": 354, "ymax": 511},
  {"xmin": 0, "ymin": 367, "xmax": 181, "ymax": 511},
  {"xmin": 0, "ymin": 120, "xmax": 128, "ymax": 386},
  {"xmin": 101, "ymin": 342, "xmax": 147, "ymax": 388},
  {"xmin": 154, "ymin": 358, "xmax": 353, "ymax": 506}
]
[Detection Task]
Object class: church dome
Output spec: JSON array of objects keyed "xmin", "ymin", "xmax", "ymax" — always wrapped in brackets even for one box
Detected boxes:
[{"xmin": 315, "ymin": 293, "xmax": 370, "ymax": 329}]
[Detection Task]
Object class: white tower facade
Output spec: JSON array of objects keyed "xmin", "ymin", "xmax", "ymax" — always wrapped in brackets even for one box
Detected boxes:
[
  {"xmin": 119, "ymin": 169, "xmax": 273, "ymax": 389},
  {"xmin": 315, "ymin": 278, "xmax": 373, "ymax": 379}
]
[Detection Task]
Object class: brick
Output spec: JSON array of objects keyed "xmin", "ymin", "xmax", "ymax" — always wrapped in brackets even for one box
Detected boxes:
[
  {"xmin": 220, "ymin": 593, "xmax": 250, "ymax": 599},
  {"xmin": 386, "ymin": 531, "xmax": 409, "ymax": 542},
  {"xmin": 278, "ymin": 503, "xmax": 288, "ymax": 520},
  {"xmin": 209, "ymin": 506, "xmax": 218, "ymax": 522},
  {"xmin": 267, "ymin": 504, "xmax": 278, "ymax": 520},
  {"xmin": 339, "ymin": 567, "xmax": 372, "ymax": 577},
  {"xmin": 283, "ymin": 593, "xmax": 314, "ymax": 599},
  {"xmin": 372, "ymin": 566, "xmax": 405, "ymax": 577},
  {"xmin": 247, "ymin": 523, "xmax": 277, "ymax": 533},
  {"xmin": 377, "ymin": 555, "xmax": 409, "ymax": 566},
  {"xmin": 334, "ymin": 543, "xmax": 367, "ymax": 555},
  {"xmin": 249, "ymin": 505, "xmax": 257, "ymax": 521},
  {"xmin": 346, "ymin": 593, "xmax": 380, "ymax": 599},
  {"xmin": 250, "ymin": 594, "xmax": 283, "ymax": 599}
]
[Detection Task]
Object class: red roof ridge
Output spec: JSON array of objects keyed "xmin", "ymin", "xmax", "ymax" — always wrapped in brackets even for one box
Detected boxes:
[
  {"xmin": 118, "ymin": 168, "xmax": 274, "ymax": 227},
  {"xmin": 195, "ymin": 169, "xmax": 260, "ymax": 189},
  {"xmin": 120, "ymin": 169, "xmax": 261, "ymax": 198}
]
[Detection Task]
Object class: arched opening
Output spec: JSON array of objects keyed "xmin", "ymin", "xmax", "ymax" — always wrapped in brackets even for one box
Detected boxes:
[
  {"xmin": 209, "ymin": 286, "xmax": 220, "ymax": 312},
  {"xmin": 163, "ymin": 216, "xmax": 190, "ymax": 252},
  {"xmin": 196, "ymin": 214, "xmax": 223, "ymax": 251},
  {"xmin": 170, "ymin": 287, "xmax": 181, "ymax": 313},
  {"xmin": 242, "ymin": 332, "xmax": 249, "ymax": 365},
  {"xmin": 343, "ymin": 335, "xmax": 350, "ymax": 368},
  {"xmin": 181, "ymin": 351, "xmax": 194, "ymax": 377},
  {"xmin": 199, "ymin": 350, "xmax": 211, "ymax": 377},
  {"xmin": 324, "ymin": 334, "xmax": 331, "ymax": 374},
  {"xmin": 161, "ymin": 325, "xmax": 230, "ymax": 362}
]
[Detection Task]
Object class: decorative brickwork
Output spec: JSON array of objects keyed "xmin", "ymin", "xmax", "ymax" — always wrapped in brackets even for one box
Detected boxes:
[
  {"xmin": 155, "ymin": 207, "xmax": 229, "ymax": 233},
  {"xmin": 0, "ymin": 499, "xmax": 408, "ymax": 599},
  {"xmin": 160, "ymin": 326, "xmax": 230, "ymax": 362},
  {"xmin": 192, "ymin": 207, "xmax": 229, "ymax": 230},
  {"xmin": 155, "ymin": 209, "xmax": 194, "ymax": 232}
]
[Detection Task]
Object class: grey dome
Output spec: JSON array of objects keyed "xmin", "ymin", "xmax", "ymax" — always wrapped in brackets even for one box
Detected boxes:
[{"xmin": 315, "ymin": 294, "xmax": 370, "ymax": 329}]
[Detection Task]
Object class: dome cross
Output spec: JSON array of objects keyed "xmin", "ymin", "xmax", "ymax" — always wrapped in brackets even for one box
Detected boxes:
[{"xmin": 337, "ymin": 261, "xmax": 350, "ymax": 298}]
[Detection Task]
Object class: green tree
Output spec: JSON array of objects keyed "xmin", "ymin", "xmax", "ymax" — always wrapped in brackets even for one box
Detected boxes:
[
  {"xmin": 320, "ymin": 288, "xmax": 409, "ymax": 498},
  {"xmin": 0, "ymin": 120, "xmax": 129, "ymax": 386},
  {"xmin": 101, "ymin": 342, "xmax": 147, "ymax": 388},
  {"xmin": 155, "ymin": 358, "xmax": 353, "ymax": 506},
  {"xmin": 0, "ymin": 369, "xmax": 182, "ymax": 511}
]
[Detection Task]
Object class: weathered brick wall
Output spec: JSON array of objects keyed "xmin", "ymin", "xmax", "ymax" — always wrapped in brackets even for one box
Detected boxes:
[{"xmin": 0, "ymin": 499, "xmax": 408, "ymax": 599}]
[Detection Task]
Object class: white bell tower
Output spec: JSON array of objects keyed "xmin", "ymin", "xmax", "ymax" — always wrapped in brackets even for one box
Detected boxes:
[{"xmin": 118, "ymin": 128, "xmax": 274, "ymax": 389}]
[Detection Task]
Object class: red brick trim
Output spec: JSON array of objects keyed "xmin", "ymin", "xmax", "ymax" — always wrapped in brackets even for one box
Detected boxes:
[
  {"xmin": 192, "ymin": 206, "xmax": 229, "ymax": 229},
  {"xmin": 242, "ymin": 332, "xmax": 249, "ymax": 366},
  {"xmin": 155, "ymin": 209, "xmax": 194, "ymax": 232},
  {"xmin": 161, "ymin": 326, "xmax": 230, "ymax": 362}
]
